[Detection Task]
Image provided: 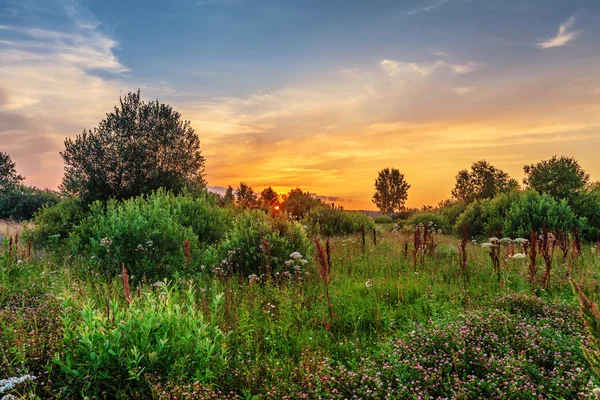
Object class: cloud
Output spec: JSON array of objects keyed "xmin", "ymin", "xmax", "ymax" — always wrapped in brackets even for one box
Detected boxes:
[
  {"xmin": 402, "ymin": 0, "xmax": 449, "ymax": 16},
  {"xmin": 537, "ymin": 16, "xmax": 580, "ymax": 49},
  {"xmin": 380, "ymin": 59, "xmax": 478, "ymax": 78},
  {"xmin": 451, "ymin": 87, "xmax": 476, "ymax": 95},
  {"xmin": 0, "ymin": 1, "xmax": 129, "ymax": 189}
]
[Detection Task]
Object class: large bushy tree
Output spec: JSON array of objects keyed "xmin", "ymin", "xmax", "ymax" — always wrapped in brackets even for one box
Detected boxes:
[
  {"xmin": 523, "ymin": 155, "xmax": 589, "ymax": 201},
  {"xmin": 372, "ymin": 167, "xmax": 410, "ymax": 215},
  {"xmin": 60, "ymin": 90, "xmax": 205, "ymax": 203},
  {"xmin": 452, "ymin": 160, "xmax": 517, "ymax": 203}
]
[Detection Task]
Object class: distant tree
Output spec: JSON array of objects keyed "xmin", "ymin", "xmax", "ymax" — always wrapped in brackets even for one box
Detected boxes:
[
  {"xmin": 0, "ymin": 186, "xmax": 60, "ymax": 221},
  {"xmin": 60, "ymin": 90, "xmax": 205, "ymax": 203},
  {"xmin": 281, "ymin": 188, "xmax": 322, "ymax": 220},
  {"xmin": 372, "ymin": 167, "xmax": 410, "ymax": 215},
  {"xmin": 452, "ymin": 160, "xmax": 518, "ymax": 203},
  {"xmin": 523, "ymin": 155, "xmax": 589, "ymax": 201},
  {"xmin": 236, "ymin": 182, "xmax": 258, "ymax": 208},
  {"xmin": 221, "ymin": 185, "xmax": 235, "ymax": 206},
  {"xmin": 0, "ymin": 151, "xmax": 23, "ymax": 193},
  {"xmin": 260, "ymin": 186, "xmax": 280, "ymax": 209}
]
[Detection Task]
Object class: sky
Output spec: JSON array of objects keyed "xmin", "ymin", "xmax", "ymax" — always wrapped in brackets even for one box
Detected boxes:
[{"xmin": 1, "ymin": 0, "xmax": 600, "ymax": 209}]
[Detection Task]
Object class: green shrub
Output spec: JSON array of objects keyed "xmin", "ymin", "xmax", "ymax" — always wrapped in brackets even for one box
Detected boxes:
[
  {"xmin": 502, "ymin": 191, "xmax": 581, "ymax": 238},
  {"xmin": 206, "ymin": 209, "xmax": 311, "ymax": 277},
  {"xmin": 303, "ymin": 205, "xmax": 375, "ymax": 237},
  {"xmin": 0, "ymin": 185, "xmax": 59, "ymax": 221},
  {"xmin": 70, "ymin": 197, "xmax": 199, "ymax": 279},
  {"xmin": 28, "ymin": 197, "xmax": 87, "ymax": 247},
  {"xmin": 55, "ymin": 284, "xmax": 228, "ymax": 398},
  {"xmin": 436, "ymin": 201, "xmax": 467, "ymax": 229},
  {"xmin": 571, "ymin": 189, "xmax": 600, "ymax": 241},
  {"xmin": 374, "ymin": 215, "xmax": 393, "ymax": 224},
  {"xmin": 406, "ymin": 212, "xmax": 451, "ymax": 233}
]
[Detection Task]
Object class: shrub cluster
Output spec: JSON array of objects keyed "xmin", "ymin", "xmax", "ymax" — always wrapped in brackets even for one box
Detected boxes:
[{"xmin": 303, "ymin": 205, "xmax": 375, "ymax": 236}]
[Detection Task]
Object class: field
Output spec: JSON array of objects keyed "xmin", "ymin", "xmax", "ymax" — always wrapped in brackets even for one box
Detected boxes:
[{"xmin": 1, "ymin": 220, "xmax": 599, "ymax": 399}]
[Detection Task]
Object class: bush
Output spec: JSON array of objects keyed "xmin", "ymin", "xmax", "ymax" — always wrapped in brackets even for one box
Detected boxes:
[
  {"xmin": 303, "ymin": 205, "xmax": 375, "ymax": 237},
  {"xmin": 374, "ymin": 215, "xmax": 393, "ymax": 224},
  {"xmin": 54, "ymin": 285, "xmax": 228, "ymax": 398},
  {"xmin": 70, "ymin": 196, "xmax": 195, "ymax": 279},
  {"xmin": 406, "ymin": 212, "xmax": 451, "ymax": 234},
  {"xmin": 571, "ymin": 189, "xmax": 600, "ymax": 241},
  {"xmin": 28, "ymin": 197, "xmax": 87, "ymax": 247},
  {"xmin": 436, "ymin": 200, "xmax": 467, "ymax": 229},
  {"xmin": 502, "ymin": 191, "xmax": 581, "ymax": 238},
  {"xmin": 0, "ymin": 186, "xmax": 59, "ymax": 221},
  {"xmin": 206, "ymin": 209, "xmax": 311, "ymax": 277}
]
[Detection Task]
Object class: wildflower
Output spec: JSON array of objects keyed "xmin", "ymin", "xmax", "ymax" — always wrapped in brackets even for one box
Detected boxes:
[
  {"xmin": 512, "ymin": 253, "xmax": 526, "ymax": 259},
  {"xmin": 481, "ymin": 242, "xmax": 493, "ymax": 248},
  {"xmin": 513, "ymin": 238, "xmax": 529, "ymax": 244},
  {"xmin": 151, "ymin": 281, "xmax": 164, "ymax": 288},
  {"xmin": 593, "ymin": 388, "xmax": 600, "ymax": 398},
  {"xmin": 284, "ymin": 259, "xmax": 295, "ymax": 267},
  {"xmin": 136, "ymin": 244, "xmax": 144, "ymax": 251},
  {"xmin": 500, "ymin": 237, "xmax": 512, "ymax": 244},
  {"xmin": 488, "ymin": 237, "xmax": 499, "ymax": 242},
  {"xmin": 248, "ymin": 274, "xmax": 259, "ymax": 284},
  {"xmin": 365, "ymin": 278, "xmax": 374, "ymax": 288},
  {"xmin": 0, "ymin": 374, "xmax": 36, "ymax": 394},
  {"xmin": 290, "ymin": 251, "xmax": 303, "ymax": 259}
]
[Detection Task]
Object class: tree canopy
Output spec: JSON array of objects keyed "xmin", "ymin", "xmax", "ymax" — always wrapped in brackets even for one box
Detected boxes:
[
  {"xmin": 0, "ymin": 151, "xmax": 23, "ymax": 193},
  {"xmin": 60, "ymin": 90, "xmax": 205, "ymax": 203},
  {"xmin": 281, "ymin": 188, "xmax": 322, "ymax": 220},
  {"xmin": 523, "ymin": 155, "xmax": 589, "ymax": 201},
  {"xmin": 451, "ymin": 160, "xmax": 517, "ymax": 203},
  {"xmin": 372, "ymin": 167, "xmax": 410, "ymax": 214}
]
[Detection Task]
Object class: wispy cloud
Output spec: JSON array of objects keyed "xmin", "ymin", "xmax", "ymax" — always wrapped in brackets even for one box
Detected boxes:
[
  {"xmin": 380, "ymin": 59, "xmax": 478, "ymax": 78},
  {"xmin": 403, "ymin": 0, "xmax": 450, "ymax": 16},
  {"xmin": 0, "ymin": 1, "xmax": 129, "ymax": 187},
  {"xmin": 451, "ymin": 87, "xmax": 476, "ymax": 95},
  {"xmin": 537, "ymin": 16, "xmax": 580, "ymax": 49}
]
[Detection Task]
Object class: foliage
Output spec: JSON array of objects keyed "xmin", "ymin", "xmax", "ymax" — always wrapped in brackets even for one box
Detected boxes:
[
  {"xmin": 523, "ymin": 155, "xmax": 590, "ymax": 202},
  {"xmin": 259, "ymin": 186, "xmax": 280, "ymax": 209},
  {"xmin": 407, "ymin": 212, "xmax": 451, "ymax": 233},
  {"xmin": 0, "ymin": 151, "xmax": 23, "ymax": 193},
  {"xmin": 452, "ymin": 160, "xmax": 518, "ymax": 203},
  {"xmin": 235, "ymin": 182, "xmax": 258, "ymax": 209},
  {"xmin": 436, "ymin": 200, "xmax": 467, "ymax": 229},
  {"xmin": 0, "ymin": 185, "xmax": 59, "ymax": 221},
  {"xmin": 281, "ymin": 187, "xmax": 322, "ymax": 220},
  {"xmin": 70, "ymin": 197, "xmax": 198, "ymax": 279},
  {"xmin": 29, "ymin": 197, "xmax": 87, "ymax": 247},
  {"xmin": 304, "ymin": 205, "xmax": 375, "ymax": 236},
  {"xmin": 60, "ymin": 90, "xmax": 205, "ymax": 203},
  {"xmin": 207, "ymin": 209, "xmax": 311, "ymax": 277},
  {"xmin": 372, "ymin": 167, "xmax": 410, "ymax": 214},
  {"xmin": 572, "ymin": 281, "xmax": 600, "ymax": 381},
  {"xmin": 570, "ymin": 188, "xmax": 600, "ymax": 241},
  {"xmin": 503, "ymin": 191, "xmax": 581, "ymax": 238},
  {"xmin": 55, "ymin": 284, "xmax": 228, "ymax": 398},
  {"xmin": 373, "ymin": 215, "xmax": 393, "ymax": 224},
  {"xmin": 69, "ymin": 190, "xmax": 234, "ymax": 279},
  {"xmin": 68, "ymin": 191, "xmax": 232, "ymax": 279}
]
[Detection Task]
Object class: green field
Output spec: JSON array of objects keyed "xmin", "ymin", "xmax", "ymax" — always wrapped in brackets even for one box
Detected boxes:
[{"xmin": 2, "ymin": 220, "xmax": 599, "ymax": 399}]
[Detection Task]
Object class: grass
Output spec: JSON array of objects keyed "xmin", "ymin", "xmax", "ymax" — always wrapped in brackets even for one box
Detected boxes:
[{"xmin": 1, "ymin": 226, "xmax": 600, "ymax": 398}]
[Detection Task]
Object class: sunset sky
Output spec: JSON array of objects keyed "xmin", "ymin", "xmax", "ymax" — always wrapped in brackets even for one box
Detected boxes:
[{"xmin": 1, "ymin": 0, "xmax": 599, "ymax": 209}]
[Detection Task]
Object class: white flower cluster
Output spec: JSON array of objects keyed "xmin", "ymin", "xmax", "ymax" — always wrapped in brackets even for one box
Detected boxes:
[
  {"xmin": 511, "ymin": 253, "xmax": 527, "ymax": 260},
  {"xmin": 0, "ymin": 374, "xmax": 36, "ymax": 397}
]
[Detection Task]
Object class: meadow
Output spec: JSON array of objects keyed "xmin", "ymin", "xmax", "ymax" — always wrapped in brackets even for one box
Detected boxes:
[{"xmin": 1, "ymin": 196, "xmax": 600, "ymax": 399}]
